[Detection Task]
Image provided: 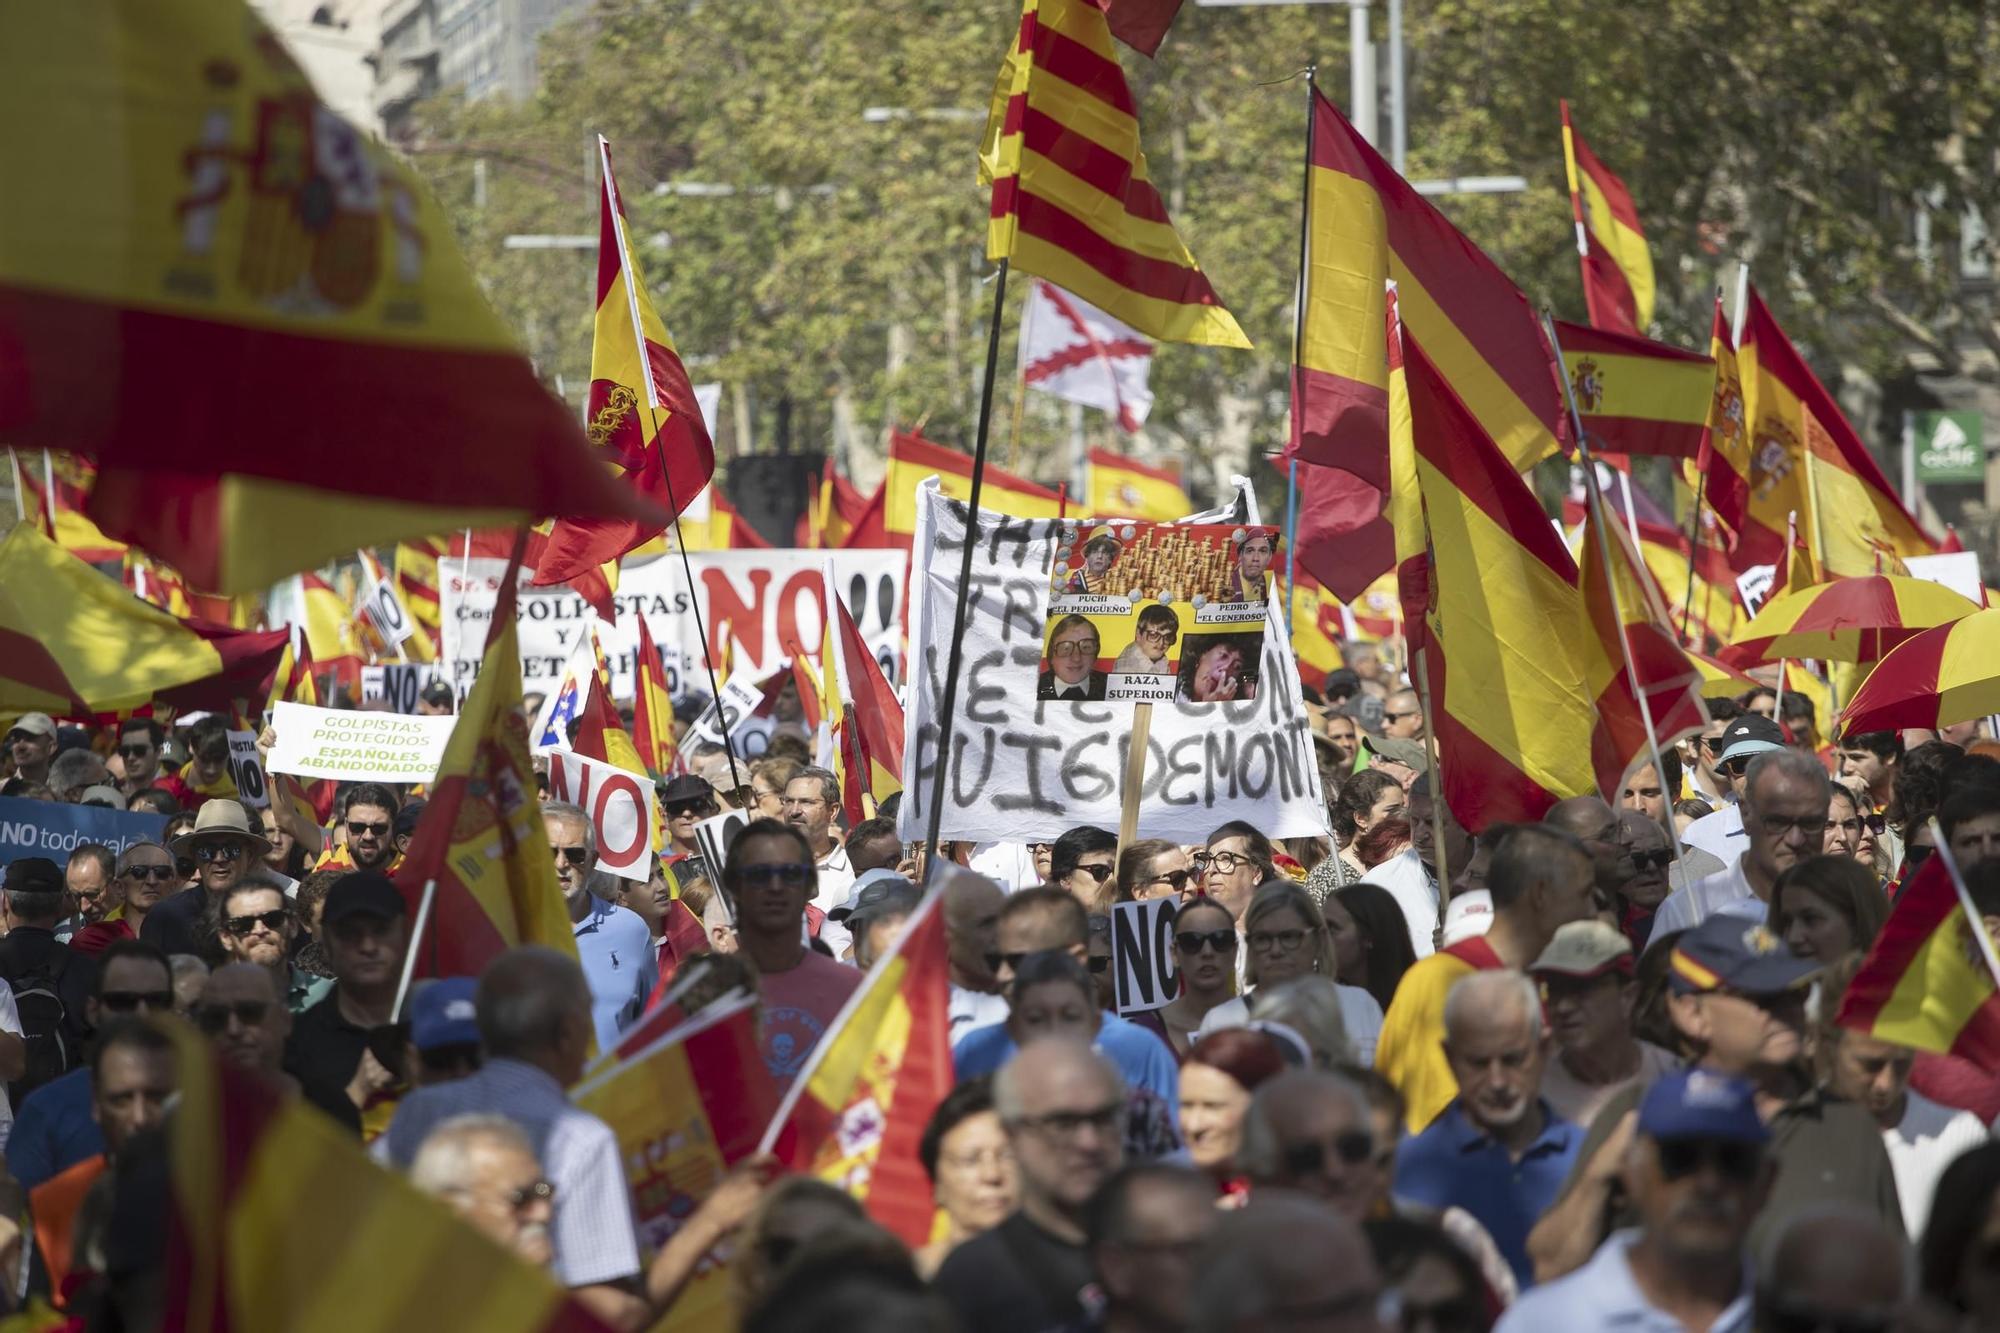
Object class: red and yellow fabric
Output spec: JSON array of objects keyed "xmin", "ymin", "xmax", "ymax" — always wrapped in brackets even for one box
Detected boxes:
[
  {"xmin": 765, "ymin": 891, "xmax": 954, "ymax": 1247},
  {"xmin": 12, "ymin": 450, "xmax": 126, "ymax": 564},
  {"xmin": 885, "ymin": 431, "xmax": 1062, "ymax": 540},
  {"xmin": 0, "ymin": 3, "xmax": 663, "ymax": 594},
  {"xmin": 980, "ymin": 0, "xmax": 1248, "ymax": 348},
  {"xmin": 1836, "ymin": 608, "xmax": 2000, "ymax": 738},
  {"xmin": 1722, "ymin": 574, "xmax": 1979, "ymax": 668},
  {"xmin": 1553, "ymin": 320, "xmax": 1714, "ymax": 460},
  {"xmin": 123, "ymin": 550, "xmax": 194, "ymax": 618},
  {"xmin": 297, "ymin": 571, "xmax": 364, "ymax": 692},
  {"xmin": 1375, "ymin": 937, "xmax": 1505, "ymax": 1132},
  {"xmin": 392, "ymin": 537, "xmax": 447, "ymax": 662},
  {"xmin": 822, "ymin": 566, "xmax": 906, "ymax": 819},
  {"xmin": 631, "ymin": 613, "xmax": 678, "ymax": 777},
  {"xmin": 1838, "ymin": 853, "xmax": 2000, "ymax": 1073},
  {"xmin": 1738, "ymin": 287, "xmax": 1935, "ymax": 577},
  {"xmin": 1086, "ymin": 446, "xmax": 1186, "ymax": 520},
  {"xmin": 394, "ymin": 535, "xmax": 580, "ymax": 979},
  {"xmin": 1288, "ymin": 567, "xmax": 1346, "ymax": 681},
  {"xmin": 1686, "ymin": 293, "xmax": 1754, "ymax": 541},
  {"xmin": 0, "ymin": 523, "xmax": 286, "ymax": 718},
  {"xmin": 1691, "ymin": 650, "xmax": 1761, "ymax": 700},
  {"xmin": 1633, "ymin": 525, "xmax": 1740, "ymax": 652},
  {"xmin": 798, "ymin": 460, "xmax": 871, "ymax": 547},
  {"xmin": 165, "ymin": 1024, "xmax": 614, "ymax": 1332},
  {"xmin": 1559, "ymin": 102, "xmax": 1655, "ymax": 335},
  {"xmin": 536, "ymin": 139, "xmax": 714, "ymax": 616},
  {"xmin": 1398, "ymin": 324, "xmax": 1596, "ymax": 832}
]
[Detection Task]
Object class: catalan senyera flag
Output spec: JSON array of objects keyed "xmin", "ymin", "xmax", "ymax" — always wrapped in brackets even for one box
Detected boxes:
[
  {"xmin": 1560, "ymin": 101, "xmax": 1655, "ymax": 335},
  {"xmin": 0, "ymin": 3, "xmax": 666, "ymax": 594},
  {"xmin": 1739, "ymin": 287, "xmax": 1935, "ymax": 578},
  {"xmin": 822, "ymin": 563, "xmax": 906, "ymax": 816},
  {"xmin": 536, "ymin": 139, "xmax": 715, "ymax": 615},
  {"xmin": 166, "ymin": 1023, "xmax": 616, "ymax": 1333},
  {"xmin": 1401, "ymin": 326, "xmax": 1596, "ymax": 831},
  {"xmin": 12, "ymin": 451, "xmax": 126, "ymax": 564},
  {"xmin": 1691, "ymin": 293, "xmax": 1753, "ymax": 539},
  {"xmin": 0, "ymin": 523, "xmax": 287, "ymax": 718},
  {"xmin": 980, "ymin": 0, "xmax": 1248, "ymax": 348},
  {"xmin": 1086, "ymin": 447, "xmax": 1185, "ymax": 520},
  {"xmin": 1838, "ymin": 850, "xmax": 2000, "ymax": 1073},
  {"xmin": 763, "ymin": 888, "xmax": 953, "ymax": 1247},
  {"xmin": 631, "ymin": 614, "xmax": 678, "ymax": 777},
  {"xmin": 1291, "ymin": 88, "xmax": 1566, "ymax": 479},
  {"xmin": 1554, "ymin": 320, "xmax": 1716, "ymax": 460},
  {"xmin": 885, "ymin": 431, "xmax": 1062, "ymax": 541},
  {"xmin": 1578, "ymin": 502, "xmax": 1708, "ymax": 801},
  {"xmin": 394, "ymin": 533, "xmax": 580, "ymax": 978}
]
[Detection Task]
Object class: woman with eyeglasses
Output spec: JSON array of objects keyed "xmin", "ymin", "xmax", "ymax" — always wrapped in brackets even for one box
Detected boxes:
[
  {"xmin": 914, "ymin": 1077, "xmax": 1018, "ymax": 1278},
  {"xmin": 1768, "ymin": 854, "xmax": 1889, "ymax": 962},
  {"xmin": 1158, "ymin": 898, "xmax": 1241, "ymax": 1055},
  {"xmin": 1116, "ymin": 839, "xmax": 1194, "ymax": 904},
  {"xmin": 747, "ymin": 757, "xmax": 801, "ymax": 822},
  {"xmin": 1178, "ymin": 1027, "xmax": 1289, "ymax": 1193},
  {"xmin": 1195, "ymin": 882, "xmax": 1382, "ymax": 1064},
  {"xmin": 1194, "ymin": 822, "xmax": 1276, "ymax": 922}
]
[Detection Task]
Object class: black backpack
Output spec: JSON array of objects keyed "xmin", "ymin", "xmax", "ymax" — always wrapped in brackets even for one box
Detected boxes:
[{"xmin": 6, "ymin": 951, "xmax": 73, "ymax": 1101}]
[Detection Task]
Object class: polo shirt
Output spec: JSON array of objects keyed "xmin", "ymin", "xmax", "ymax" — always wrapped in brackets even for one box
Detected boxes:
[
  {"xmin": 1493, "ymin": 1229, "xmax": 1753, "ymax": 1332},
  {"xmin": 571, "ymin": 894, "xmax": 656, "ymax": 1051},
  {"xmin": 6, "ymin": 1068, "xmax": 100, "ymax": 1191},
  {"xmin": 954, "ymin": 1012, "xmax": 1178, "ymax": 1112},
  {"xmin": 283, "ymin": 985, "xmax": 374, "ymax": 1098},
  {"xmin": 932, "ymin": 1212, "xmax": 1097, "ymax": 1333},
  {"xmin": 1392, "ymin": 1098, "xmax": 1583, "ymax": 1289},
  {"xmin": 1374, "ymin": 936, "xmax": 1504, "ymax": 1133},
  {"xmin": 1649, "ymin": 854, "xmax": 1763, "ymax": 936},
  {"xmin": 812, "ymin": 842, "xmax": 855, "ymax": 915}
]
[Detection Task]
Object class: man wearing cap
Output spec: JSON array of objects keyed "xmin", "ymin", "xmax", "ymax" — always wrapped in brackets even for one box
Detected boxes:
[
  {"xmin": 1530, "ymin": 921, "xmax": 1679, "ymax": 1126},
  {"xmin": 213, "ymin": 881, "xmax": 330, "ymax": 1014},
  {"xmin": 196, "ymin": 962, "xmax": 358, "ymax": 1133},
  {"xmin": 1652, "ymin": 747, "xmax": 1831, "ymax": 936},
  {"xmin": 111, "ymin": 719, "xmax": 191, "ymax": 808},
  {"xmin": 1677, "ymin": 714, "xmax": 1785, "ymax": 868},
  {"xmin": 145, "ymin": 799, "xmax": 271, "ymax": 959},
  {"xmin": 834, "ymin": 870, "xmax": 921, "ymax": 969},
  {"xmin": 1526, "ymin": 914, "xmax": 1902, "ymax": 1282},
  {"xmin": 403, "ymin": 977, "xmax": 482, "ymax": 1089},
  {"xmin": 1497, "ymin": 1070, "xmax": 1770, "ymax": 1330},
  {"xmin": 1360, "ymin": 733, "xmax": 1423, "ymax": 790},
  {"xmin": 542, "ymin": 801, "xmax": 654, "ymax": 1052},
  {"xmin": 5, "ymin": 714, "xmax": 57, "ymax": 787},
  {"xmin": 284, "ymin": 872, "xmax": 410, "ymax": 1132},
  {"xmin": 657, "ymin": 774, "xmax": 718, "ymax": 888},
  {"xmin": 0, "ymin": 858, "xmax": 91, "ymax": 1101}
]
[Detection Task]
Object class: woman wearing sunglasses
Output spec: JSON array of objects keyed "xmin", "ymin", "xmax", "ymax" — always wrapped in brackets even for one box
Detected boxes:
[
  {"xmin": 1158, "ymin": 898, "xmax": 1240, "ymax": 1055},
  {"xmin": 1116, "ymin": 840, "xmax": 1195, "ymax": 905},
  {"xmin": 1195, "ymin": 882, "xmax": 1383, "ymax": 1064}
]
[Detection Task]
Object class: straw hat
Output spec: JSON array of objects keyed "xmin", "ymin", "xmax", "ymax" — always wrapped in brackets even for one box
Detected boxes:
[{"xmin": 169, "ymin": 799, "xmax": 272, "ymax": 858}]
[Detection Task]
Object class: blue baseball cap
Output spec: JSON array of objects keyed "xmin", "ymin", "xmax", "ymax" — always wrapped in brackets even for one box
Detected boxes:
[
  {"xmin": 1667, "ymin": 914, "xmax": 1821, "ymax": 997},
  {"xmin": 410, "ymin": 977, "xmax": 480, "ymax": 1052},
  {"xmin": 1638, "ymin": 1069, "xmax": 1769, "ymax": 1145}
]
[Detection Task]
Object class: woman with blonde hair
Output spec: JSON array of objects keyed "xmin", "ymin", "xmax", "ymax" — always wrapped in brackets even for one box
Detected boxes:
[{"xmin": 1193, "ymin": 881, "xmax": 1384, "ymax": 1062}]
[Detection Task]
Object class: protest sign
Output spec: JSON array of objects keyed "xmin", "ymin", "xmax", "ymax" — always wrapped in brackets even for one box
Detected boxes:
[
  {"xmin": 441, "ymin": 549, "xmax": 904, "ymax": 702},
  {"xmin": 693, "ymin": 808, "xmax": 750, "ymax": 883},
  {"xmin": 361, "ymin": 577, "xmax": 415, "ymax": 649},
  {"xmin": 1735, "ymin": 564, "xmax": 1776, "ymax": 617},
  {"xmin": 0, "ymin": 796, "xmax": 166, "ymax": 867},
  {"xmin": 689, "ymin": 674, "xmax": 770, "ymax": 752},
  {"xmin": 226, "ymin": 729, "xmax": 269, "ymax": 811},
  {"xmin": 545, "ymin": 750, "xmax": 657, "ymax": 882},
  {"xmin": 1110, "ymin": 897, "xmax": 1180, "ymax": 1015},
  {"xmin": 1905, "ymin": 551, "xmax": 1985, "ymax": 607},
  {"xmin": 361, "ymin": 663, "xmax": 449, "ymax": 714},
  {"xmin": 266, "ymin": 702, "xmax": 456, "ymax": 784},
  {"xmin": 897, "ymin": 481, "xmax": 1332, "ymax": 844}
]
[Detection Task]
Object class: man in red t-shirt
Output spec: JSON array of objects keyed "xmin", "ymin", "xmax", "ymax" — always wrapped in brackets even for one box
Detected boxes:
[{"xmin": 725, "ymin": 818, "xmax": 862, "ymax": 1087}]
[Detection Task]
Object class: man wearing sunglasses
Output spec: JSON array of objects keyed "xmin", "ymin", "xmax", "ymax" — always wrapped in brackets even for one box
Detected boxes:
[
  {"xmin": 1238, "ymin": 1068, "xmax": 1380, "ymax": 1218},
  {"xmin": 213, "ymin": 882, "xmax": 329, "ymax": 1015},
  {"xmin": 542, "ymin": 801, "xmax": 654, "ymax": 1053},
  {"xmin": 197, "ymin": 962, "xmax": 357, "ymax": 1133},
  {"xmin": 316, "ymin": 783, "xmax": 402, "ymax": 875},
  {"xmin": 146, "ymin": 799, "xmax": 272, "ymax": 959},
  {"xmin": 1498, "ymin": 1069, "xmax": 1771, "ymax": 1331},
  {"xmin": 657, "ymin": 774, "xmax": 719, "ymax": 868},
  {"xmin": 111, "ymin": 718, "xmax": 191, "ymax": 807},
  {"xmin": 724, "ymin": 818, "xmax": 861, "ymax": 1086}
]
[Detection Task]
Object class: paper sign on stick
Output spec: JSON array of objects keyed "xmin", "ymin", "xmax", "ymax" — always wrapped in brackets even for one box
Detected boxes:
[
  {"xmin": 266, "ymin": 702, "xmax": 456, "ymax": 784},
  {"xmin": 545, "ymin": 750, "xmax": 658, "ymax": 882},
  {"xmin": 226, "ymin": 730, "xmax": 269, "ymax": 811},
  {"xmin": 1111, "ymin": 898, "xmax": 1180, "ymax": 1015}
]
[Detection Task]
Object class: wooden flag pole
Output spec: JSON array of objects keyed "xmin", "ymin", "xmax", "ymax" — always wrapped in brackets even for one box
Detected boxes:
[
  {"xmin": 1413, "ymin": 646, "xmax": 1450, "ymax": 900},
  {"xmin": 1283, "ymin": 67, "xmax": 1317, "ymax": 645},
  {"xmin": 920, "ymin": 259, "xmax": 1012, "ymax": 885},
  {"xmin": 1117, "ymin": 703, "xmax": 1154, "ymax": 859}
]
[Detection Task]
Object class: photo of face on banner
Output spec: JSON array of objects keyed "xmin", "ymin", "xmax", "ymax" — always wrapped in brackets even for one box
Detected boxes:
[
  {"xmin": 1175, "ymin": 630, "xmax": 1263, "ymax": 703},
  {"xmin": 1038, "ymin": 613, "xmax": 1107, "ymax": 701},
  {"xmin": 1110, "ymin": 604, "xmax": 1179, "ymax": 676},
  {"xmin": 1219, "ymin": 528, "xmax": 1278, "ymax": 606},
  {"xmin": 1059, "ymin": 529, "xmax": 1125, "ymax": 598}
]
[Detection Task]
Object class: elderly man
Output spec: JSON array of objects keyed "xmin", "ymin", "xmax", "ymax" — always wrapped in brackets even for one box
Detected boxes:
[
  {"xmin": 1189, "ymin": 1193, "xmax": 1388, "ymax": 1332},
  {"xmin": 1082, "ymin": 1165, "xmax": 1220, "ymax": 1333},
  {"xmin": 1382, "ymin": 687, "xmax": 1425, "ymax": 740},
  {"xmin": 1497, "ymin": 1070, "xmax": 1770, "ymax": 1330},
  {"xmin": 1391, "ymin": 970, "xmax": 1583, "ymax": 1289},
  {"xmin": 933, "ymin": 1040, "xmax": 1127, "ymax": 1333},
  {"xmin": 780, "ymin": 767, "xmax": 852, "ymax": 912},
  {"xmin": 6, "ymin": 714, "xmax": 57, "ymax": 786},
  {"xmin": 1238, "ymin": 1068, "xmax": 1380, "ymax": 1219},
  {"xmin": 214, "ymin": 881, "xmax": 330, "ymax": 1014},
  {"xmin": 0, "ymin": 857, "xmax": 90, "ymax": 1100},
  {"xmin": 47, "ymin": 748, "xmax": 109, "ymax": 805},
  {"xmin": 1530, "ymin": 921, "xmax": 1677, "ymax": 1126},
  {"xmin": 284, "ymin": 873, "xmax": 408, "ymax": 1123},
  {"xmin": 381, "ymin": 947, "xmax": 643, "ymax": 1326},
  {"xmin": 1652, "ymin": 748, "xmax": 1831, "ymax": 934},
  {"xmin": 197, "ymin": 963, "xmax": 358, "ymax": 1131},
  {"xmin": 724, "ymin": 818, "xmax": 861, "ymax": 1085},
  {"xmin": 541, "ymin": 800, "xmax": 654, "ymax": 1052},
  {"xmin": 1543, "ymin": 796, "xmax": 1629, "ymax": 913},
  {"xmin": 145, "ymin": 799, "xmax": 270, "ymax": 958},
  {"xmin": 62, "ymin": 845, "xmax": 117, "ymax": 936},
  {"xmin": 1611, "ymin": 809, "xmax": 1678, "ymax": 945},
  {"xmin": 410, "ymin": 1115, "xmax": 555, "ymax": 1270}
]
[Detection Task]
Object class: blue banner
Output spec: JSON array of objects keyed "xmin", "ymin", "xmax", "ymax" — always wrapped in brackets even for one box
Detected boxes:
[{"xmin": 0, "ymin": 796, "xmax": 169, "ymax": 868}]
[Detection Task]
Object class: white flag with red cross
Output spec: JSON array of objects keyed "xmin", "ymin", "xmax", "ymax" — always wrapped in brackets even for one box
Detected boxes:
[{"xmin": 1017, "ymin": 279, "xmax": 1154, "ymax": 433}]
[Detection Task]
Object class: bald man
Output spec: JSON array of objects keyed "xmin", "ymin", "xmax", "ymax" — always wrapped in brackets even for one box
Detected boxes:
[{"xmin": 1189, "ymin": 1193, "xmax": 1388, "ymax": 1332}]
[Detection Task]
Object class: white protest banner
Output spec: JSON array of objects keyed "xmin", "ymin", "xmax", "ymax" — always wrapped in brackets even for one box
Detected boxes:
[
  {"xmin": 266, "ymin": 702, "xmax": 457, "ymax": 784},
  {"xmin": 362, "ymin": 663, "xmax": 449, "ymax": 714},
  {"xmin": 362, "ymin": 577, "xmax": 415, "ymax": 649},
  {"xmin": 545, "ymin": 751, "xmax": 657, "ymax": 882},
  {"xmin": 1110, "ymin": 898, "xmax": 1179, "ymax": 1015},
  {"xmin": 441, "ymin": 549, "xmax": 905, "ymax": 703},
  {"xmin": 1905, "ymin": 551, "xmax": 1985, "ymax": 606},
  {"xmin": 897, "ymin": 480, "xmax": 1332, "ymax": 844},
  {"xmin": 226, "ymin": 730, "xmax": 269, "ymax": 811},
  {"xmin": 690, "ymin": 674, "xmax": 769, "ymax": 751}
]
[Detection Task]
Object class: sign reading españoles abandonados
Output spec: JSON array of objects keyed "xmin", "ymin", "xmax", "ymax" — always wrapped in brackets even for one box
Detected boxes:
[{"xmin": 265, "ymin": 702, "xmax": 457, "ymax": 784}]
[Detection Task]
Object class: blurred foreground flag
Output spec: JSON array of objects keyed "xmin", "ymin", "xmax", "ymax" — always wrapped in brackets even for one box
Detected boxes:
[
  {"xmin": 1839, "ymin": 851, "xmax": 2000, "ymax": 1073},
  {"xmin": 0, "ymin": 2, "xmax": 663, "ymax": 593}
]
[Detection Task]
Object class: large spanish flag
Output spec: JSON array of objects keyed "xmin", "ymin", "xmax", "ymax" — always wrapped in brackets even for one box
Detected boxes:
[
  {"xmin": 1739, "ymin": 288, "xmax": 1935, "ymax": 578},
  {"xmin": 763, "ymin": 890, "xmax": 954, "ymax": 1247},
  {"xmin": 1291, "ymin": 88, "xmax": 1566, "ymax": 477},
  {"xmin": 1838, "ymin": 851, "xmax": 2000, "ymax": 1072},
  {"xmin": 1087, "ymin": 447, "xmax": 1186, "ymax": 520},
  {"xmin": 11, "ymin": 451, "xmax": 126, "ymax": 564},
  {"xmin": 1692, "ymin": 294, "xmax": 1754, "ymax": 540},
  {"xmin": 980, "ymin": 0, "xmax": 1249, "ymax": 348},
  {"xmin": 0, "ymin": 2, "xmax": 666, "ymax": 594},
  {"xmin": 1554, "ymin": 320, "xmax": 1715, "ymax": 460},
  {"xmin": 1402, "ymin": 325, "xmax": 1596, "ymax": 831},
  {"xmin": 166, "ymin": 1024, "xmax": 615, "ymax": 1333},
  {"xmin": 885, "ymin": 431, "xmax": 1063, "ymax": 540},
  {"xmin": 1560, "ymin": 102, "xmax": 1655, "ymax": 335}
]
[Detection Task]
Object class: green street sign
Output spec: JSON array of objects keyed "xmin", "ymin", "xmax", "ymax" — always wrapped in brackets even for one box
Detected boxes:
[{"xmin": 1913, "ymin": 410, "xmax": 1985, "ymax": 483}]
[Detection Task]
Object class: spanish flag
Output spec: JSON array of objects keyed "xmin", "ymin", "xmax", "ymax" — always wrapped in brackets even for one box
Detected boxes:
[
  {"xmin": 536, "ymin": 138, "xmax": 715, "ymax": 614},
  {"xmin": 822, "ymin": 563, "xmax": 906, "ymax": 819},
  {"xmin": 0, "ymin": 2, "xmax": 666, "ymax": 594},
  {"xmin": 11, "ymin": 451, "xmax": 126, "ymax": 564},
  {"xmin": 394, "ymin": 536, "xmax": 448, "ymax": 662},
  {"xmin": 631, "ymin": 614, "xmax": 678, "ymax": 777},
  {"xmin": 1839, "ymin": 849, "xmax": 2000, "ymax": 1072},
  {"xmin": 980, "ymin": 0, "xmax": 1249, "ymax": 348},
  {"xmin": 1288, "ymin": 567, "xmax": 1346, "ymax": 681},
  {"xmin": 1688, "ymin": 293, "xmax": 1754, "ymax": 541},
  {"xmin": 1554, "ymin": 320, "xmax": 1716, "ymax": 460},
  {"xmin": 763, "ymin": 891, "xmax": 954, "ymax": 1247},
  {"xmin": 885, "ymin": 431, "xmax": 1062, "ymax": 541},
  {"xmin": 1739, "ymin": 288, "xmax": 1935, "ymax": 578},
  {"xmin": 799, "ymin": 460, "xmax": 871, "ymax": 547},
  {"xmin": 1560, "ymin": 101, "xmax": 1656, "ymax": 335},
  {"xmin": 1086, "ymin": 447, "xmax": 1186, "ymax": 520}
]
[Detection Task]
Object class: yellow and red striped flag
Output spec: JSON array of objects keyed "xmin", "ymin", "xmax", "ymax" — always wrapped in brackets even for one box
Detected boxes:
[
  {"xmin": 1554, "ymin": 320, "xmax": 1715, "ymax": 460},
  {"xmin": 762, "ymin": 889, "xmax": 954, "ymax": 1247},
  {"xmin": 885, "ymin": 431, "xmax": 1062, "ymax": 543},
  {"xmin": 534, "ymin": 138, "xmax": 715, "ymax": 615},
  {"xmin": 1086, "ymin": 446, "xmax": 1186, "ymax": 521},
  {"xmin": 1560, "ymin": 101, "xmax": 1656, "ymax": 335},
  {"xmin": 1689, "ymin": 293, "xmax": 1754, "ymax": 544},
  {"xmin": 980, "ymin": 0, "xmax": 1248, "ymax": 348},
  {"xmin": 394, "ymin": 536, "xmax": 448, "ymax": 662},
  {"xmin": 1839, "ymin": 848, "xmax": 2000, "ymax": 1072},
  {"xmin": 631, "ymin": 614, "xmax": 678, "ymax": 777}
]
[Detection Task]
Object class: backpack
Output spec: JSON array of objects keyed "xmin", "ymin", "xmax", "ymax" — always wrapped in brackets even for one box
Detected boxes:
[{"xmin": 5, "ymin": 950, "xmax": 74, "ymax": 1101}]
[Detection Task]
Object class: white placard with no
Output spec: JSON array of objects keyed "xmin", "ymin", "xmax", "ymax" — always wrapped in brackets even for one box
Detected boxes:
[
  {"xmin": 226, "ymin": 730, "xmax": 269, "ymax": 812},
  {"xmin": 266, "ymin": 702, "xmax": 457, "ymax": 784},
  {"xmin": 545, "ymin": 750, "xmax": 658, "ymax": 882},
  {"xmin": 1111, "ymin": 898, "xmax": 1180, "ymax": 1015},
  {"xmin": 363, "ymin": 577, "xmax": 415, "ymax": 648}
]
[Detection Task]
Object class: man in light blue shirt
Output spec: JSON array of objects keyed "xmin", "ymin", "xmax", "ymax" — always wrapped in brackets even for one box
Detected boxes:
[
  {"xmin": 1652, "ymin": 742, "xmax": 1829, "ymax": 937},
  {"xmin": 543, "ymin": 802, "xmax": 655, "ymax": 1050}
]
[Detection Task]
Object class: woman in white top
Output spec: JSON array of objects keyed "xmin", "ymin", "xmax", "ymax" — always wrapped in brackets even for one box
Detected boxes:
[
  {"xmin": 1330, "ymin": 770, "xmax": 1407, "ymax": 883},
  {"xmin": 1195, "ymin": 881, "xmax": 1384, "ymax": 1064}
]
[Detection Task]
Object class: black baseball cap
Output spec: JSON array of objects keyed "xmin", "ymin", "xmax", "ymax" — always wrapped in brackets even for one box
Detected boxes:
[
  {"xmin": 322, "ymin": 871, "xmax": 408, "ymax": 927},
  {"xmin": 1714, "ymin": 715, "xmax": 1787, "ymax": 768},
  {"xmin": 659, "ymin": 775, "xmax": 717, "ymax": 809},
  {"xmin": 2, "ymin": 858, "xmax": 62, "ymax": 895}
]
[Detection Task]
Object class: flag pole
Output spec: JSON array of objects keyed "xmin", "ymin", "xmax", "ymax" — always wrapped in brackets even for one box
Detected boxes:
[
  {"xmin": 920, "ymin": 258, "xmax": 1011, "ymax": 884},
  {"xmin": 1679, "ymin": 461, "xmax": 1711, "ymax": 646},
  {"xmin": 1558, "ymin": 100, "xmax": 1601, "ymax": 330},
  {"xmin": 1413, "ymin": 645, "xmax": 1450, "ymax": 900},
  {"xmin": 7, "ymin": 450, "xmax": 24, "ymax": 524},
  {"xmin": 1285, "ymin": 457, "xmax": 1300, "ymax": 635},
  {"xmin": 1930, "ymin": 817, "xmax": 2000, "ymax": 992},
  {"xmin": 392, "ymin": 878, "xmax": 438, "ymax": 1020},
  {"xmin": 1281, "ymin": 67, "xmax": 1316, "ymax": 653},
  {"xmin": 1547, "ymin": 314, "xmax": 1691, "ymax": 886}
]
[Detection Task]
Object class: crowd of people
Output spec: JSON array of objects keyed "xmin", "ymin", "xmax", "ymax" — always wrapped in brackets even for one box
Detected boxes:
[{"xmin": 4, "ymin": 643, "xmax": 2000, "ymax": 1332}]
